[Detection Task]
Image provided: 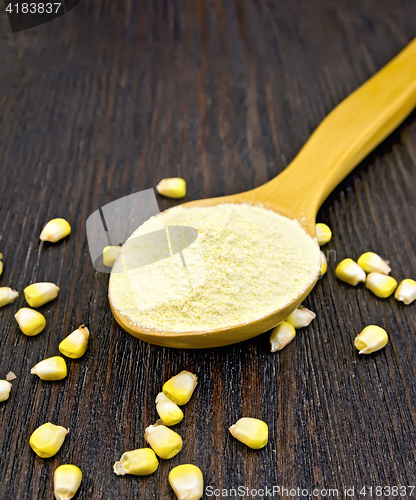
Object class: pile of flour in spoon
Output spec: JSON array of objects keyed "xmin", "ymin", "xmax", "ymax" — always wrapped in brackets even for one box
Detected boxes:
[{"xmin": 109, "ymin": 203, "xmax": 320, "ymax": 333}]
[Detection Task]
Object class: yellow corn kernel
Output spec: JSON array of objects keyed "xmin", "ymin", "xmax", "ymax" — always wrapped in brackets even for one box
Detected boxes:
[
  {"xmin": 354, "ymin": 325, "xmax": 388, "ymax": 354},
  {"xmin": 156, "ymin": 178, "xmax": 186, "ymax": 199},
  {"xmin": 103, "ymin": 246, "xmax": 121, "ymax": 268},
  {"xmin": 113, "ymin": 448, "xmax": 159, "ymax": 476},
  {"xmin": 357, "ymin": 252, "xmax": 391, "ymax": 275},
  {"xmin": 394, "ymin": 279, "xmax": 416, "ymax": 305},
  {"xmin": 0, "ymin": 287, "xmax": 19, "ymax": 308},
  {"xmin": 0, "ymin": 380, "xmax": 12, "ymax": 402},
  {"xmin": 24, "ymin": 282, "xmax": 59, "ymax": 307},
  {"xmin": 229, "ymin": 417, "xmax": 268, "ymax": 449},
  {"xmin": 31, "ymin": 356, "xmax": 67, "ymax": 381},
  {"xmin": 0, "ymin": 260, "xmax": 3, "ymax": 276},
  {"xmin": 144, "ymin": 423, "xmax": 183, "ymax": 459},
  {"xmin": 335, "ymin": 258, "xmax": 366, "ymax": 286},
  {"xmin": 319, "ymin": 251, "xmax": 327, "ymax": 278},
  {"xmin": 40, "ymin": 218, "xmax": 71, "ymax": 243},
  {"xmin": 315, "ymin": 223, "xmax": 332, "ymax": 245},
  {"xmin": 156, "ymin": 392, "xmax": 184, "ymax": 426},
  {"xmin": 163, "ymin": 371, "xmax": 197, "ymax": 406},
  {"xmin": 169, "ymin": 464, "xmax": 204, "ymax": 500},
  {"xmin": 366, "ymin": 272, "xmax": 397, "ymax": 298},
  {"xmin": 6, "ymin": 371, "xmax": 16, "ymax": 381},
  {"xmin": 285, "ymin": 306, "xmax": 316, "ymax": 329},
  {"xmin": 269, "ymin": 321, "xmax": 296, "ymax": 352},
  {"xmin": 14, "ymin": 308, "xmax": 46, "ymax": 336},
  {"xmin": 59, "ymin": 325, "xmax": 90, "ymax": 359},
  {"xmin": 29, "ymin": 423, "xmax": 68, "ymax": 458},
  {"xmin": 54, "ymin": 465, "xmax": 82, "ymax": 500}
]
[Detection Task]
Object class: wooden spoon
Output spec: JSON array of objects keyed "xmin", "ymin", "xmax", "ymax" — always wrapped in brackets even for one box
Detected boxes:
[{"xmin": 110, "ymin": 39, "xmax": 416, "ymax": 348}]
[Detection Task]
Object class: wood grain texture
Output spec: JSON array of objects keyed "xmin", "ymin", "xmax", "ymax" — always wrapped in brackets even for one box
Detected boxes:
[{"xmin": 1, "ymin": 0, "xmax": 416, "ymax": 498}]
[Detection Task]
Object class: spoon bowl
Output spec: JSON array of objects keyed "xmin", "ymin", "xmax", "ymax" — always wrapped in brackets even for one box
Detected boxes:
[
  {"xmin": 110, "ymin": 193, "xmax": 320, "ymax": 349},
  {"xmin": 110, "ymin": 39, "xmax": 416, "ymax": 348}
]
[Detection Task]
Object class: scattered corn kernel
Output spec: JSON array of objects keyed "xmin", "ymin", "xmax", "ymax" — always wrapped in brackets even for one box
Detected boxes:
[
  {"xmin": 335, "ymin": 258, "xmax": 366, "ymax": 286},
  {"xmin": 169, "ymin": 464, "xmax": 204, "ymax": 500},
  {"xmin": 103, "ymin": 246, "xmax": 121, "ymax": 267},
  {"xmin": 0, "ymin": 380, "xmax": 12, "ymax": 402},
  {"xmin": 156, "ymin": 392, "xmax": 184, "ymax": 426},
  {"xmin": 354, "ymin": 325, "xmax": 388, "ymax": 354},
  {"xmin": 315, "ymin": 223, "xmax": 332, "ymax": 245},
  {"xmin": 29, "ymin": 422, "xmax": 68, "ymax": 458},
  {"xmin": 6, "ymin": 371, "xmax": 16, "ymax": 381},
  {"xmin": 24, "ymin": 282, "xmax": 59, "ymax": 308},
  {"xmin": 320, "ymin": 251, "xmax": 327, "ymax": 277},
  {"xmin": 357, "ymin": 252, "xmax": 391, "ymax": 275},
  {"xmin": 0, "ymin": 287, "xmax": 19, "ymax": 308},
  {"xmin": 366, "ymin": 272, "xmax": 397, "ymax": 298},
  {"xmin": 59, "ymin": 325, "xmax": 90, "ymax": 359},
  {"xmin": 0, "ymin": 259, "xmax": 3, "ymax": 277},
  {"xmin": 40, "ymin": 218, "xmax": 71, "ymax": 243},
  {"xmin": 31, "ymin": 356, "xmax": 67, "ymax": 381},
  {"xmin": 144, "ymin": 423, "xmax": 183, "ymax": 459},
  {"xmin": 394, "ymin": 279, "xmax": 416, "ymax": 305},
  {"xmin": 285, "ymin": 306, "xmax": 316, "ymax": 329},
  {"xmin": 54, "ymin": 464, "xmax": 82, "ymax": 500},
  {"xmin": 269, "ymin": 321, "xmax": 296, "ymax": 352},
  {"xmin": 156, "ymin": 178, "xmax": 186, "ymax": 199},
  {"xmin": 163, "ymin": 371, "xmax": 197, "ymax": 406},
  {"xmin": 14, "ymin": 308, "xmax": 46, "ymax": 336},
  {"xmin": 113, "ymin": 448, "xmax": 159, "ymax": 476},
  {"xmin": 229, "ymin": 417, "xmax": 268, "ymax": 449}
]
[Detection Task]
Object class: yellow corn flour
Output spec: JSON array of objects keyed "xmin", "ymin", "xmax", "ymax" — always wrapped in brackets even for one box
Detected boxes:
[{"xmin": 109, "ymin": 203, "xmax": 320, "ymax": 333}]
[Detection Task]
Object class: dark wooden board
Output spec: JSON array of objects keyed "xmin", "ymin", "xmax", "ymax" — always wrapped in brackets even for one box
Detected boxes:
[{"xmin": 1, "ymin": 1, "xmax": 416, "ymax": 498}]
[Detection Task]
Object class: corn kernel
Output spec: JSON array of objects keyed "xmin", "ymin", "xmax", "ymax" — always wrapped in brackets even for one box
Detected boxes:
[
  {"xmin": 29, "ymin": 423, "xmax": 68, "ymax": 458},
  {"xmin": 163, "ymin": 371, "xmax": 197, "ymax": 406},
  {"xmin": 169, "ymin": 464, "xmax": 204, "ymax": 500},
  {"xmin": 357, "ymin": 252, "xmax": 391, "ymax": 275},
  {"xmin": 335, "ymin": 258, "xmax": 366, "ymax": 286},
  {"xmin": 156, "ymin": 178, "xmax": 186, "ymax": 199},
  {"xmin": 103, "ymin": 246, "xmax": 121, "ymax": 268},
  {"xmin": 156, "ymin": 392, "xmax": 184, "ymax": 426},
  {"xmin": 144, "ymin": 423, "xmax": 183, "ymax": 459},
  {"xmin": 31, "ymin": 356, "xmax": 67, "ymax": 381},
  {"xmin": 0, "ymin": 260, "xmax": 3, "ymax": 277},
  {"xmin": 0, "ymin": 380, "xmax": 12, "ymax": 402},
  {"xmin": 394, "ymin": 279, "xmax": 416, "ymax": 305},
  {"xmin": 354, "ymin": 325, "xmax": 388, "ymax": 354},
  {"xmin": 269, "ymin": 321, "xmax": 296, "ymax": 352},
  {"xmin": 113, "ymin": 448, "xmax": 159, "ymax": 476},
  {"xmin": 315, "ymin": 223, "xmax": 332, "ymax": 245},
  {"xmin": 59, "ymin": 325, "xmax": 90, "ymax": 359},
  {"xmin": 40, "ymin": 218, "xmax": 71, "ymax": 243},
  {"xmin": 6, "ymin": 371, "xmax": 16, "ymax": 381},
  {"xmin": 24, "ymin": 282, "xmax": 59, "ymax": 307},
  {"xmin": 14, "ymin": 308, "xmax": 46, "ymax": 336},
  {"xmin": 285, "ymin": 306, "xmax": 316, "ymax": 329},
  {"xmin": 54, "ymin": 465, "xmax": 82, "ymax": 500},
  {"xmin": 366, "ymin": 272, "xmax": 397, "ymax": 298},
  {"xmin": 320, "ymin": 251, "xmax": 327, "ymax": 277},
  {"xmin": 0, "ymin": 287, "xmax": 19, "ymax": 308},
  {"xmin": 229, "ymin": 417, "xmax": 268, "ymax": 449}
]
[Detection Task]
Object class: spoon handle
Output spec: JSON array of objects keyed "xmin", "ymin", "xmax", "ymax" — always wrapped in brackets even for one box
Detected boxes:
[{"xmin": 248, "ymin": 38, "xmax": 416, "ymax": 230}]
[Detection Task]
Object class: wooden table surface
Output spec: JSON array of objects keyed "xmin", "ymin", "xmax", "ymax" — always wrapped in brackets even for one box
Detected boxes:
[{"xmin": 1, "ymin": 1, "xmax": 416, "ymax": 499}]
